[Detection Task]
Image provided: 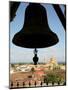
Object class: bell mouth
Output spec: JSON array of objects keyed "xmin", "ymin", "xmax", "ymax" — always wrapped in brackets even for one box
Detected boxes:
[{"xmin": 12, "ymin": 32, "xmax": 59, "ymax": 48}]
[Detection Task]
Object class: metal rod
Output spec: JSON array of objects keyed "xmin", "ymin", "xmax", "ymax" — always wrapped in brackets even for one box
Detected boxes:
[
  {"xmin": 34, "ymin": 48, "xmax": 38, "ymax": 54},
  {"xmin": 10, "ymin": 2, "xmax": 20, "ymax": 22},
  {"xmin": 52, "ymin": 4, "xmax": 66, "ymax": 31},
  {"xmin": 33, "ymin": 48, "xmax": 38, "ymax": 65}
]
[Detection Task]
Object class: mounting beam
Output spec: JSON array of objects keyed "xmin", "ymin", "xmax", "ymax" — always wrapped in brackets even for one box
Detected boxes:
[
  {"xmin": 10, "ymin": 2, "xmax": 20, "ymax": 22},
  {"xmin": 52, "ymin": 4, "xmax": 66, "ymax": 31}
]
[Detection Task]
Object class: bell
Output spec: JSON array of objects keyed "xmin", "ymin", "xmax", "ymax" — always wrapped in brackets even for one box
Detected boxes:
[
  {"xmin": 12, "ymin": 3, "xmax": 59, "ymax": 48},
  {"xmin": 12, "ymin": 3, "xmax": 59, "ymax": 65}
]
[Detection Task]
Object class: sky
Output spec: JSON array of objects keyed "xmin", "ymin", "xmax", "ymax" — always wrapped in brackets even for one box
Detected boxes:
[{"xmin": 10, "ymin": 2, "xmax": 65, "ymax": 64}]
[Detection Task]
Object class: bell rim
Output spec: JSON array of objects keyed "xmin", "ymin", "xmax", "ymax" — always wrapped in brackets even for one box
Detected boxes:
[{"xmin": 12, "ymin": 32, "xmax": 59, "ymax": 48}]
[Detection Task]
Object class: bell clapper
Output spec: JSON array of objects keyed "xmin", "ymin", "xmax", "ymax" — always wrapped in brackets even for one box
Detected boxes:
[{"xmin": 33, "ymin": 48, "xmax": 39, "ymax": 65}]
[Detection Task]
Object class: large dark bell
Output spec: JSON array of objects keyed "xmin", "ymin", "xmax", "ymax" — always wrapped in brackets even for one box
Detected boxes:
[{"xmin": 12, "ymin": 3, "xmax": 59, "ymax": 48}]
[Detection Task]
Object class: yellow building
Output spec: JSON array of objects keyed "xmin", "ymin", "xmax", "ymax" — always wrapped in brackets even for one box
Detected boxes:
[{"xmin": 45, "ymin": 57, "xmax": 58, "ymax": 70}]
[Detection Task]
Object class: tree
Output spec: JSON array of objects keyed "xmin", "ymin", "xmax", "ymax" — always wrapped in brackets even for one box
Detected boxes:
[
  {"xmin": 43, "ymin": 70, "xmax": 65, "ymax": 86},
  {"xmin": 46, "ymin": 73, "xmax": 56, "ymax": 85},
  {"xmin": 31, "ymin": 67, "xmax": 35, "ymax": 73}
]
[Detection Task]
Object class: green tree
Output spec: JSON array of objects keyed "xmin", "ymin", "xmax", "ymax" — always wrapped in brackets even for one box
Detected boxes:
[
  {"xmin": 31, "ymin": 67, "xmax": 35, "ymax": 72},
  {"xmin": 47, "ymin": 73, "xmax": 56, "ymax": 85}
]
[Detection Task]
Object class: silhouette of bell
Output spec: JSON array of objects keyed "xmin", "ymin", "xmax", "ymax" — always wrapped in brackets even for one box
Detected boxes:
[
  {"xmin": 12, "ymin": 3, "xmax": 59, "ymax": 48},
  {"xmin": 12, "ymin": 3, "xmax": 59, "ymax": 65}
]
